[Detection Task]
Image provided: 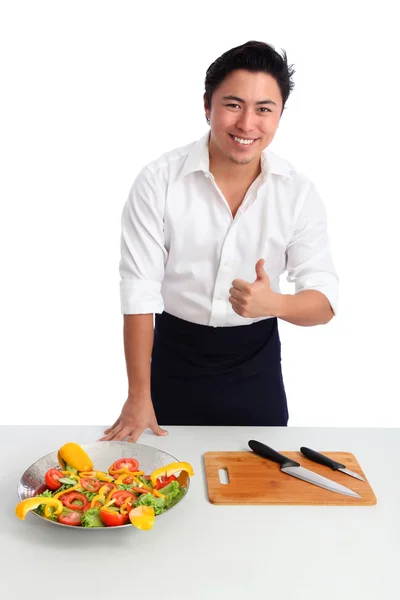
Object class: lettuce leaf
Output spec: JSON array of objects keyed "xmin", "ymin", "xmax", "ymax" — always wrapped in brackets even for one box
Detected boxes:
[
  {"xmin": 134, "ymin": 493, "xmax": 166, "ymax": 515},
  {"xmin": 81, "ymin": 508, "xmax": 105, "ymax": 528}
]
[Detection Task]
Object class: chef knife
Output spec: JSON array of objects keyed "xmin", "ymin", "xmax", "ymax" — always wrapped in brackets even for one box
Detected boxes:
[
  {"xmin": 248, "ymin": 440, "xmax": 361, "ymax": 498},
  {"xmin": 300, "ymin": 447, "xmax": 365, "ymax": 482}
]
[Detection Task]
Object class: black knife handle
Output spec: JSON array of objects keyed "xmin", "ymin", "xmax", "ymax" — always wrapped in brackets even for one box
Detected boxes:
[
  {"xmin": 300, "ymin": 447, "xmax": 345, "ymax": 470},
  {"xmin": 248, "ymin": 440, "xmax": 300, "ymax": 468}
]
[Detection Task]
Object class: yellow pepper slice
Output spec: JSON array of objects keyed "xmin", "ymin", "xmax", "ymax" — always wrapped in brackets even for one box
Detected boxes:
[
  {"xmin": 53, "ymin": 482, "xmax": 81, "ymax": 499},
  {"xmin": 132, "ymin": 476, "xmax": 165, "ymax": 499},
  {"xmin": 120, "ymin": 499, "xmax": 134, "ymax": 515},
  {"xmin": 58, "ymin": 442, "xmax": 93, "ymax": 472},
  {"xmin": 90, "ymin": 494, "xmax": 106, "ymax": 509},
  {"xmin": 114, "ymin": 472, "xmax": 144, "ymax": 485},
  {"xmin": 129, "ymin": 506, "xmax": 155, "ymax": 530},
  {"xmin": 16, "ymin": 497, "xmax": 63, "ymax": 520},
  {"xmin": 109, "ymin": 468, "xmax": 144, "ymax": 476},
  {"xmin": 150, "ymin": 462, "xmax": 194, "ymax": 488},
  {"xmin": 79, "ymin": 470, "xmax": 113, "ymax": 482}
]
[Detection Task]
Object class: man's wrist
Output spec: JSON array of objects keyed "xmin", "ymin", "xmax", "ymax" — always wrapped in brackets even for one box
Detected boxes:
[{"xmin": 271, "ymin": 292, "xmax": 289, "ymax": 319}]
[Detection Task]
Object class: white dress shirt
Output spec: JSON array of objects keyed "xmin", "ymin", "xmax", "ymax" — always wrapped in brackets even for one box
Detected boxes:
[{"xmin": 119, "ymin": 131, "xmax": 338, "ymax": 327}]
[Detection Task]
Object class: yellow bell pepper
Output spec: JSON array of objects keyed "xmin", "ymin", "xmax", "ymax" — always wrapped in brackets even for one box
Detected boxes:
[
  {"xmin": 58, "ymin": 442, "xmax": 93, "ymax": 472},
  {"xmin": 16, "ymin": 497, "xmax": 63, "ymax": 520},
  {"xmin": 150, "ymin": 462, "xmax": 194, "ymax": 488},
  {"xmin": 129, "ymin": 506, "xmax": 155, "ymax": 530}
]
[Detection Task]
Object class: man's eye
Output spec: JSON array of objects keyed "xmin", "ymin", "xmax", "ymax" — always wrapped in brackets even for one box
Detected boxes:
[
  {"xmin": 259, "ymin": 107, "xmax": 272, "ymax": 113},
  {"xmin": 226, "ymin": 103, "xmax": 240, "ymax": 108}
]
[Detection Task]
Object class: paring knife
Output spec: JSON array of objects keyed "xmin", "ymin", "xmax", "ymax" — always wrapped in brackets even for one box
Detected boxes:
[
  {"xmin": 248, "ymin": 440, "xmax": 361, "ymax": 499},
  {"xmin": 300, "ymin": 447, "xmax": 365, "ymax": 482}
]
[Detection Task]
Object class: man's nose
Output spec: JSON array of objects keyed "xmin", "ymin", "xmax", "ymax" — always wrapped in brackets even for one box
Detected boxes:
[{"xmin": 236, "ymin": 110, "xmax": 256, "ymax": 132}]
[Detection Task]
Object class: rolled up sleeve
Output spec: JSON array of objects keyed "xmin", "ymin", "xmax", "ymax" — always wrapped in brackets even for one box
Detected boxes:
[
  {"xmin": 285, "ymin": 182, "xmax": 339, "ymax": 315},
  {"xmin": 119, "ymin": 167, "xmax": 167, "ymax": 314}
]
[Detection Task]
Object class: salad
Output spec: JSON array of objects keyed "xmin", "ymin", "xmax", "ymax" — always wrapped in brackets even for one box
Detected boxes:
[{"xmin": 15, "ymin": 443, "xmax": 194, "ymax": 530}]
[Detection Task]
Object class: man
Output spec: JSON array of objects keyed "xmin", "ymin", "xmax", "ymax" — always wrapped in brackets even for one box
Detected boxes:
[{"xmin": 100, "ymin": 40, "xmax": 338, "ymax": 443}]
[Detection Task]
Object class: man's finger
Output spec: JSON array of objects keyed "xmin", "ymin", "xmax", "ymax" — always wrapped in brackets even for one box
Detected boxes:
[
  {"xmin": 229, "ymin": 287, "xmax": 243, "ymax": 301},
  {"xmin": 128, "ymin": 428, "xmax": 143, "ymax": 443},
  {"xmin": 232, "ymin": 278, "xmax": 250, "ymax": 292},
  {"xmin": 112, "ymin": 428, "xmax": 131, "ymax": 442},
  {"xmin": 98, "ymin": 424, "xmax": 124, "ymax": 441},
  {"xmin": 103, "ymin": 419, "xmax": 120, "ymax": 435}
]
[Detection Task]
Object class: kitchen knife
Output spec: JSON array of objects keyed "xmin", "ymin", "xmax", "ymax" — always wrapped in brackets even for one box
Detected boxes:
[
  {"xmin": 248, "ymin": 440, "xmax": 361, "ymax": 499},
  {"xmin": 300, "ymin": 447, "xmax": 365, "ymax": 482}
]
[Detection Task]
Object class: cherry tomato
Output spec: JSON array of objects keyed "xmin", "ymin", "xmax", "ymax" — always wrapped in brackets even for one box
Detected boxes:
[
  {"xmin": 58, "ymin": 511, "xmax": 82, "ymax": 526},
  {"xmin": 80, "ymin": 477, "xmax": 102, "ymax": 492},
  {"xmin": 62, "ymin": 492, "xmax": 89, "ymax": 510},
  {"xmin": 99, "ymin": 509, "xmax": 129, "ymax": 527},
  {"xmin": 109, "ymin": 458, "xmax": 139, "ymax": 474},
  {"xmin": 111, "ymin": 490, "xmax": 137, "ymax": 507},
  {"xmin": 155, "ymin": 474, "xmax": 177, "ymax": 490},
  {"xmin": 44, "ymin": 468, "xmax": 64, "ymax": 491}
]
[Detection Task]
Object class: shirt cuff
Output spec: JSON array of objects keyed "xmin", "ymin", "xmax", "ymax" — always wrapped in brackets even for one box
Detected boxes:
[
  {"xmin": 292, "ymin": 272, "xmax": 339, "ymax": 315},
  {"xmin": 120, "ymin": 279, "xmax": 164, "ymax": 314}
]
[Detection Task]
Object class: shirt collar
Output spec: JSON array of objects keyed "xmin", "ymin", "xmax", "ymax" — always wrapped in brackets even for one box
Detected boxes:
[{"xmin": 178, "ymin": 131, "xmax": 293, "ymax": 181}]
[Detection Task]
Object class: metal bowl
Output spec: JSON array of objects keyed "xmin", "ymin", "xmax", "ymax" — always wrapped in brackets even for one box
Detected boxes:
[{"xmin": 17, "ymin": 441, "xmax": 190, "ymax": 529}]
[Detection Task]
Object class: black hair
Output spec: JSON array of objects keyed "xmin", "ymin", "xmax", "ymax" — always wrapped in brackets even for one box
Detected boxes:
[{"xmin": 204, "ymin": 40, "xmax": 295, "ymax": 114}]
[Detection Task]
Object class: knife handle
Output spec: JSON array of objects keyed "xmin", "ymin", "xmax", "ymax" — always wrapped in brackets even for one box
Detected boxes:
[
  {"xmin": 248, "ymin": 440, "xmax": 300, "ymax": 468},
  {"xmin": 300, "ymin": 447, "xmax": 346, "ymax": 470}
]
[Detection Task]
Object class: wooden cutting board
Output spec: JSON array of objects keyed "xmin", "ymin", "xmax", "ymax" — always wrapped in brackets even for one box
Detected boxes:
[{"xmin": 204, "ymin": 451, "xmax": 377, "ymax": 505}]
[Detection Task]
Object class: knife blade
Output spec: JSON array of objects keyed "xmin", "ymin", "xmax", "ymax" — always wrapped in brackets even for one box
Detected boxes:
[
  {"xmin": 299, "ymin": 447, "xmax": 365, "ymax": 482},
  {"xmin": 248, "ymin": 440, "xmax": 361, "ymax": 499}
]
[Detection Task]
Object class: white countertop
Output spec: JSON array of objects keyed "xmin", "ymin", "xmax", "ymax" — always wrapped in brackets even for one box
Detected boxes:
[{"xmin": 2, "ymin": 425, "xmax": 400, "ymax": 600}]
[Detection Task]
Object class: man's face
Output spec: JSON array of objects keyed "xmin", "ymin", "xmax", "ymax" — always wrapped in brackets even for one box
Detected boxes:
[{"xmin": 204, "ymin": 69, "xmax": 283, "ymax": 168}]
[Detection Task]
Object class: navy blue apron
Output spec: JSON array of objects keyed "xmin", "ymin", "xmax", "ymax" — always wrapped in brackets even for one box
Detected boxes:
[{"xmin": 150, "ymin": 312, "xmax": 288, "ymax": 426}]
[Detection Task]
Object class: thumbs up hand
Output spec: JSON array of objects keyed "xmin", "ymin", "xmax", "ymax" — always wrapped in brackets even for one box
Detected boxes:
[{"xmin": 229, "ymin": 259, "xmax": 280, "ymax": 318}]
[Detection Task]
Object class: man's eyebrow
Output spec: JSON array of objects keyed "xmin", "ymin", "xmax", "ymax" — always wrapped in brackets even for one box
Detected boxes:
[{"xmin": 222, "ymin": 95, "xmax": 277, "ymax": 106}]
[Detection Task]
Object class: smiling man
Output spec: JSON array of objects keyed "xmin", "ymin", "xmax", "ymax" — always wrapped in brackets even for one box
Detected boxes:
[{"xmin": 101, "ymin": 40, "xmax": 338, "ymax": 443}]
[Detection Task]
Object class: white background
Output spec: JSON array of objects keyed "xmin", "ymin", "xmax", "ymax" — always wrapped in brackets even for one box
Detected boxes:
[{"xmin": 1, "ymin": 1, "xmax": 398, "ymax": 428}]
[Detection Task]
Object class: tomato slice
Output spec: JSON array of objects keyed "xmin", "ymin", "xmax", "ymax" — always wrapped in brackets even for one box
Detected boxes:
[
  {"xmin": 62, "ymin": 492, "xmax": 89, "ymax": 510},
  {"xmin": 155, "ymin": 474, "xmax": 177, "ymax": 490},
  {"xmin": 111, "ymin": 490, "xmax": 137, "ymax": 507},
  {"xmin": 80, "ymin": 477, "xmax": 102, "ymax": 492},
  {"xmin": 109, "ymin": 458, "xmax": 139, "ymax": 474},
  {"xmin": 99, "ymin": 509, "xmax": 129, "ymax": 527},
  {"xmin": 58, "ymin": 511, "xmax": 82, "ymax": 526},
  {"xmin": 44, "ymin": 468, "xmax": 64, "ymax": 491}
]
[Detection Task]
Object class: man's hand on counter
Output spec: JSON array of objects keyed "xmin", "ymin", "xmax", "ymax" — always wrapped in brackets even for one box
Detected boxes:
[{"xmin": 99, "ymin": 395, "xmax": 168, "ymax": 443}]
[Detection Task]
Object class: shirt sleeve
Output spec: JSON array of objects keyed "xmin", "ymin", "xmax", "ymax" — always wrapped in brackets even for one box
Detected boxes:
[
  {"xmin": 119, "ymin": 167, "xmax": 167, "ymax": 314},
  {"xmin": 285, "ymin": 181, "xmax": 339, "ymax": 315}
]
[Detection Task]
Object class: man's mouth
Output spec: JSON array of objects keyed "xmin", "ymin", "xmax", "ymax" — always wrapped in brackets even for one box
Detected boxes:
[{"xmin": 229, "ymin": 134, "xmax": 258, "ymax": 147}]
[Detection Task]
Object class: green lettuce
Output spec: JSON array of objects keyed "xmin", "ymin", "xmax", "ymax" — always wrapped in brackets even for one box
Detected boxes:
[
  {"xmin": 81, "ymin": 507, "xmax": 105, "ymax": 528},
  {"xmin": 161, "ymin": 481, "xmax": 186, "ymax": 508},
  {"xmin": 134, "ymin": 493, "xmax": 166, "ymax": 515}
]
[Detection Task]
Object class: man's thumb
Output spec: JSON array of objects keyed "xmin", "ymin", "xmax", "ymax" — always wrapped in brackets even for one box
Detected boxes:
[{"xmin": 255, "ymin": 258, "xmax": 267, "ymax": 281}]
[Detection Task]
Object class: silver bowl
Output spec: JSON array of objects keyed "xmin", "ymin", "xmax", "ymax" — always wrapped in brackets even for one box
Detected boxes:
[{"xmin": 17, "ymin": 441, "xmax": 190, "ymax": 529}]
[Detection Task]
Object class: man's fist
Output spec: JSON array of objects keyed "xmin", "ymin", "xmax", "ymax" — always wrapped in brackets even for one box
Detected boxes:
[{"xmin": 229, "ymin": 258, "xmax": 280, "ymax": 318}]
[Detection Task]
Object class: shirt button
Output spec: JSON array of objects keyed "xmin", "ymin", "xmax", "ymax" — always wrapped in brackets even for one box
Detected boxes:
[
  {"xmin": 223, "ymin": 261, "xmax": 229, "ymax": 267},
  {"xmin": 217, "ymin": 295, "xmax": 223, "ymax": 300}
]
